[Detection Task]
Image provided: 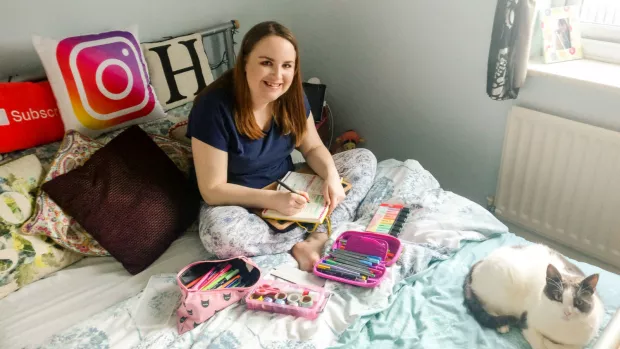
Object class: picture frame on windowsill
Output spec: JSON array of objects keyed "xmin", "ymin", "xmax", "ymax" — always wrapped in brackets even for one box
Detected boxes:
[{"xmin": 541, "ymin": 5, "xmax": 584, "ymax": 64}]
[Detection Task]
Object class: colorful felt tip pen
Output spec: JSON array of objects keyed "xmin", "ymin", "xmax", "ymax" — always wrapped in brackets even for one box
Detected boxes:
[
  {"xmin": 191, "ymin": 265, "xmax": 220, "ymax": 290},
  {"xmin": 322, "ymin": 261, "xmax": 375, "ymax": 277},
  {"xmin": 222, "ymin": 275, "xmax": 241, "ymax": 288},
  {"xmin": 319, "ymin": 268, "xmax": 367, "ymax": 282},
  {"xmin": 332, "ymin": 249, "xmax": 380, "ymax": 262},
  {"xmin": 205, "ymin": 268, "xmax": 239, "ymax": 290},
  {"xmin": 200, "ymin": 264, "xmax": 232, "ymax": 290},
  {"xmin": 213, "ymin": 273, "xmax": 240, "ymax": 289}
]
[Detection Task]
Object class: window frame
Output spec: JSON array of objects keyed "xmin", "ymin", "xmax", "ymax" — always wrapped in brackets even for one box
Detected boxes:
[{"xmin": 579, "ymin": 1, "xmax": 620, "ymax": 64}]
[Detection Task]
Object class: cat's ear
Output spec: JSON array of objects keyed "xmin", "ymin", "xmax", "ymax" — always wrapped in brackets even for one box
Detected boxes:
[
  {"xmin": 581, "ymin": 274, "xmax": 599, "ymax": 293},
  {"xmin": 546, "ymin": 264, "xmax": 562, "ymax": 282}
]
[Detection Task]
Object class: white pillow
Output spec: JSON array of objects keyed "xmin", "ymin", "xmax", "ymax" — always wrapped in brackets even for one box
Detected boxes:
[
  {"xmin": 32, "ymin": 25, "xmax": 165, "ymax": 137},
  {"xmin": 142, "ymin": 33, "xmax": 214, "ymax": 111}
]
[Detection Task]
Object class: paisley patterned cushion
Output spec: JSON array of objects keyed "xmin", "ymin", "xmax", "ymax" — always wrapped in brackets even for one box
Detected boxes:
[
  {"xmin": 0, "ymin": 155, "xmax": 83, "ymax": 299},
  {"xmin": 21, "ymin": 130, "xmax": 192, "ymax": 257},
  {"xmin": 21, "ymin": 131, "xmax": 108, "ymax": 256}
]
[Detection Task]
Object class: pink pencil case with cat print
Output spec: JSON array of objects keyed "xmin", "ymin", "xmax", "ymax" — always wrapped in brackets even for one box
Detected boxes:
[
  {"xmin": 313, "ymin": 230, "xmax": 402, "ymax": 288},
  {"xmin": 175, "ymin": 256, "xmax": 262, "ymax": 334}
]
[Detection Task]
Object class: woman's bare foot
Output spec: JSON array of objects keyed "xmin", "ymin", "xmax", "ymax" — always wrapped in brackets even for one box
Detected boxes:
[{"xmin": 292, "ymin": 232, "xmax": 328, "ymax": 272}]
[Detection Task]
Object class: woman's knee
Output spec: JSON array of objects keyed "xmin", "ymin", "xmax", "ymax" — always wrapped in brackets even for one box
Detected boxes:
[
  {"xmin": 198, "ymin": 205, "xmax": 254, "ymax": 257},
  {"xmin": 352, "ymin": 148, "xmax": 377, "ymax": 168},
  {"xmin": 335, "ymin": 148, "xmax": 376, "ymax": 166},
  {"xmin": 200, "ymin": 206, "xmax": 268, "ymax": 258}
]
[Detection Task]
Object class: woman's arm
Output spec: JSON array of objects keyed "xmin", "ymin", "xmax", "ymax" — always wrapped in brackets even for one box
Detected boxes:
[
  {"xmin": 192, "ymin": 138, "xmax": 308, "ymax": 215},
  {"xmin": 297, "ymin": 114, "xmax": 345, "ymax": 212}
]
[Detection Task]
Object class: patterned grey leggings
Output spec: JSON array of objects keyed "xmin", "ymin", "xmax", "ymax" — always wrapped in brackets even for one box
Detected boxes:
[{"xmin": 199, "ymin": 149, "xmax": 377, "ymax": 258}]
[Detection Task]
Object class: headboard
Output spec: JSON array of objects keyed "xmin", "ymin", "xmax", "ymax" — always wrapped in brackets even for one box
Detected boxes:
[{"xmin": 195, "ymin": 20, "xmax": 239, "ymax": 78}]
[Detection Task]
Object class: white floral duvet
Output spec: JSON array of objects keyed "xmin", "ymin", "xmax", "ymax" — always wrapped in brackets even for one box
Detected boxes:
[{"xmin": 31, "ymin": 158, "xmax": 512, "ymax": 349}]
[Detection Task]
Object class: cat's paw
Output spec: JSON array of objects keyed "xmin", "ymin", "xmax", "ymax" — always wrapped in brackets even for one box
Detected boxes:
[{"xmin": 496, "ymin": 325, "xmax": 510, "ymax": 334}]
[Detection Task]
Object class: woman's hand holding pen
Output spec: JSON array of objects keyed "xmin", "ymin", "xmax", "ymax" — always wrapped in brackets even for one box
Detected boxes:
[{"xmin": 272, "ymin": 191, "xmax": 309, "ymax": 216}]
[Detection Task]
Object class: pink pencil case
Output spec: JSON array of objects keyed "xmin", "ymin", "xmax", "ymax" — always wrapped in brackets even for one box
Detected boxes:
[
  {"xmin": 244, "ymin": 279, "xmax": 330, "ymax": 320},
  {"xmin": 175, "ymin": 256, "xmax": 261, "ymax": 334},
  {"xmin": 312, "ymin": 230, "xmax": 402, "ymax": 288}
]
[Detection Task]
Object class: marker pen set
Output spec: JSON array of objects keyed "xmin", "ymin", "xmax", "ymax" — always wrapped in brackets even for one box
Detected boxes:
[
  {"xmin": 182, "ymin": 262, "xmax": 250, "ymax": 291},
  {"xmin": 313, "ymin": 230, "xmax": 402, "ymax": 288},
  {"xmin": 365, "ymin": 203, "xmax": 413, "ymax": 237}
]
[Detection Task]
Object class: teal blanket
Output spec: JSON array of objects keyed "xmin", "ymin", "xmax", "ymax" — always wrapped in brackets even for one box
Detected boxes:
[{"xmin": 333, "ymin": 233, "xmax": 620, "ymax": 349}]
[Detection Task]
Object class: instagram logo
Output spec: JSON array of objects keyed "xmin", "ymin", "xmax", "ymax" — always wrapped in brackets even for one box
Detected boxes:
[
  {"xmin": 56, "ymin": 30, "xmax": 155, "ymax": 129},
  {"xmin": 0, "ymin": 109, "xmax": 9, "ymax": 126}
]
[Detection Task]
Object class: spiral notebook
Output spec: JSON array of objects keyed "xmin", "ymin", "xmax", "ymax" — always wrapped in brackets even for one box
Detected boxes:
[{"xmin": 260, "ymin": 171, "xmax": 351, "ymax": 224}]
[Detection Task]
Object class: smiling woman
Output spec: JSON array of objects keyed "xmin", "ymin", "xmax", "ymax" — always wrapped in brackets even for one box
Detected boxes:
[{"xmin": 186, "ymin": 21, "xmax": 377, "ymax": 271}]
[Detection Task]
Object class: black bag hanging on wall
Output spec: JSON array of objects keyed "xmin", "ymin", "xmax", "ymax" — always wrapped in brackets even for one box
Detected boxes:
[{"xmin": 486, "ymin": 0, "xmax": 537, "ymax": 101}]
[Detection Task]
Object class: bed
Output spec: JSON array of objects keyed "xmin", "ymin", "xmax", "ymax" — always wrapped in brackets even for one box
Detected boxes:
[{"xmin": 2, "ymin": 22, "xmax": 620, "ymax": 349}]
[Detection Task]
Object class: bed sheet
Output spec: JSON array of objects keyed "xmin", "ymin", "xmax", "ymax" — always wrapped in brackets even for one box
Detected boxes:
[
  {"xmin": 29, "ymin": 159, "xmax": 511, "ymax": 349},
  {"xmin": 0, "ymin": 224, "xmax": 210, "ymax": 349},
  {"xmin": 334, "ymin": 233, "xmax": 620, "ymax": 349}
]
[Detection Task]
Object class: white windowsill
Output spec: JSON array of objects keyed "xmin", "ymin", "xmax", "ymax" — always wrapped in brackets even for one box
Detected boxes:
[{"xmin": 528, "ymin": 57, "xmax": 620, "ymax": 91}]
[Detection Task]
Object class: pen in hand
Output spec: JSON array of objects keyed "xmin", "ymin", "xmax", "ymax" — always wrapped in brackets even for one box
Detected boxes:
[{"xmin": 276, "ymin": 179, "xmax": 310, "ymax": 203}]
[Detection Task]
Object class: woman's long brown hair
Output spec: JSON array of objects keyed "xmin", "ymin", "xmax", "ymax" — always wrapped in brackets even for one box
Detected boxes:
[{"xmin": 194, "ymin": 21, "xmax": 307, "ymax": 146}]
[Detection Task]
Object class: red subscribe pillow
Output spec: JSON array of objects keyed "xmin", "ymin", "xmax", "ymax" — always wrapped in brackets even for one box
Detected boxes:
[{"xmin": 0, "ymin": 81, "xmax": 65, "ymax": 153}]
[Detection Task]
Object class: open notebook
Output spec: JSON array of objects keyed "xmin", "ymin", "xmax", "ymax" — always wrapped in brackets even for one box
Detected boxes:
[{"xmin": 261, "ymin": 172, "xmax": 347, "ymax": 224}]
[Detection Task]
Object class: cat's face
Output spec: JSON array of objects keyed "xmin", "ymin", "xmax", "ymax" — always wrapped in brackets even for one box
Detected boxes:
[{"xmin": 543, "ymin": 264, "xmax": 599, "ymax": 321}]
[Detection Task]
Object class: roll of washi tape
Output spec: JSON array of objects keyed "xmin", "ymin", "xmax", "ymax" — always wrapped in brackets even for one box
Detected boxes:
[
  {"xmin": 286, "ymin": 293, "xmax": 302, "ymax": 304},
  {"xmin": 274, "ymin": 293, "xmax": 288, "ymax": 301},
  {"xmin": 263, "ymin": 297, "xmax": 273, "ymax": 303},
  {"xmin": 300, "ymin": 295, "xmax": 314, "ymax": 308},
  {"xmin": 274, "ymin": 299, "xmax": 286, "ymax": 305},
  {"xmin": 250, "ymin": 293, "xmax": 262, "ymax": 300},
  {"xmin": 287, "ymin": 301, "xmax": 299, "ymax": 307}
]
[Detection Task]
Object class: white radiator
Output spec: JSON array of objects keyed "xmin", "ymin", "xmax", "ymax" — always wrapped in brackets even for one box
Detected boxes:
[{"xmin": 495, "ymin": 106, "xmax": 620, "ymax": 269}]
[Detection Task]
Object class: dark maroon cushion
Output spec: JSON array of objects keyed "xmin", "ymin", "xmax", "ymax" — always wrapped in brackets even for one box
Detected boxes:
[{"xmin": 42, "ymin": 125, "xmax": 199, "ymax": 274}]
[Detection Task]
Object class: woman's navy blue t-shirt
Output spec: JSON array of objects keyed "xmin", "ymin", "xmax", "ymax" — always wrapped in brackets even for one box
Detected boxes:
[{"xmin": 186, "ymin": 86, "xmax": 311, "ymax": 189}]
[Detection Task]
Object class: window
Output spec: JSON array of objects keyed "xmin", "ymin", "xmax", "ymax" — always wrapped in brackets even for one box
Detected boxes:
[{"xmin": 580, "ymin": 0, "xmax": 620, "ymax": 63}]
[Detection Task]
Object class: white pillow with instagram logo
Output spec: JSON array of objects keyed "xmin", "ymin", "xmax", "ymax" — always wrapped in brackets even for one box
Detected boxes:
[{"xmin": 32, "ymin": 25, "xmax": 166, "ymax": 137}]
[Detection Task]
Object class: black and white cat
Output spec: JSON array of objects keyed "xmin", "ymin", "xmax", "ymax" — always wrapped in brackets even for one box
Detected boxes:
[{"xmin": 464, "ymin": 244, "xmax": 603, "ymax": 349}]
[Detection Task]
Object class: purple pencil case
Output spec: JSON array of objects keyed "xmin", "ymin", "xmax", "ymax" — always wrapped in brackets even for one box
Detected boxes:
[{"xmin": 312, "ymin": 230, "xmax": 402, "ymax": 288}]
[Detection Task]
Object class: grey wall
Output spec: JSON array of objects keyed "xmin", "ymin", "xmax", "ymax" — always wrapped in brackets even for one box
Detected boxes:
[
  {"xmin": 287, "ymin": 0, "xmax": 513, "ymax": 205},
  {"xmin": 0, "ymin": 0, "xmax": 294, "ymax": 79},
  {"xmin": 287, "ymin": 0, "xmax": 620, "ymax": 206},
  {"xmin": 2, "ymin": 0, "xmax": 618, "ymax": 206}
]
